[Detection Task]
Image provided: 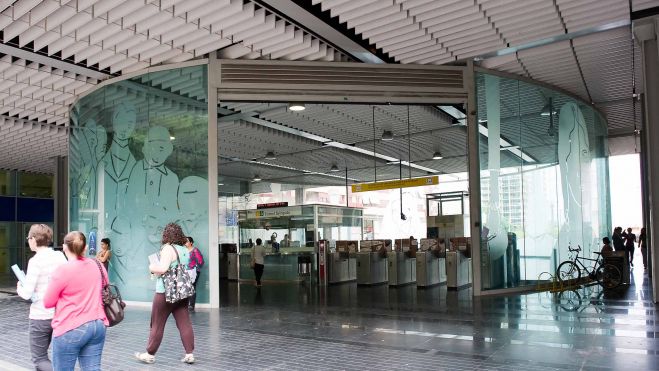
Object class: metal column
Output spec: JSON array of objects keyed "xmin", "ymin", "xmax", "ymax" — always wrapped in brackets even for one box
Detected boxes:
[
  {"xmin": 208, "ymin": 53, "xmax": 220, "ymax": 308},
  {"xmin": 53, "ymin": 155, "xmax": 68, "ymax": 248},
  {"xmin": 466, "ymin": 60, "xmax": 482, "ymax": 296},
  {"xmin": 635, "ymin": 17, "xmax": 659, "ymax": 302}
]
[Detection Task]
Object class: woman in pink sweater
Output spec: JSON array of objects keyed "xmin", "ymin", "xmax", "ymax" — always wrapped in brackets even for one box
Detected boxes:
[{"xmin": 43, "ymin": 231, "xmax": 109, "ymax": 371}]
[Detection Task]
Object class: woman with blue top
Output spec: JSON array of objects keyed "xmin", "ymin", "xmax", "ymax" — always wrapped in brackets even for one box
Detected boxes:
[{"xmin": 135, "ymin": 223, "xmax": 195, "ymax": 365}]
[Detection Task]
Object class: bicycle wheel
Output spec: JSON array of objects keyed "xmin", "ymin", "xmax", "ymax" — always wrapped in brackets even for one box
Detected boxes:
[
  {"xmin": 596, "ymin": 263, "xmax": 622, "ymax": 289},
  {"xmin": 558, "ymin": 289, "xmax": 582, "ymax": 312},
  {"xmin": 556, "ymin": 261, "xmax": 581, "ymax": 284}
]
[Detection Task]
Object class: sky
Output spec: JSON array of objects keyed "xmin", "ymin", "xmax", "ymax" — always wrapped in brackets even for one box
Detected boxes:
[{"xmin": 609, "ymin": 154, "xmax": 643, "ymax": 231}]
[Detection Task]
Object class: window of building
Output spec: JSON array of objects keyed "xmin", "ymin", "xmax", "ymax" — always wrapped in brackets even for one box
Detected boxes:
[
  {"xmin": 18, "ymin": 172, "xmax": 53, "ymax": 198},
  {"xmin": 0, "ymin": 170, "xmax": 15, "ymax": 196}
]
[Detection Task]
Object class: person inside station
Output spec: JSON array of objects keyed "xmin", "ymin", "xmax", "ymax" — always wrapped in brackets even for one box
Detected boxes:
[
  {"xmin": 280, "ymin": 234, "xmax": 291, "ymax": 248},
  {"xmin": 600, "ymin": 237, "xmax": 613, "ymax": 257}
]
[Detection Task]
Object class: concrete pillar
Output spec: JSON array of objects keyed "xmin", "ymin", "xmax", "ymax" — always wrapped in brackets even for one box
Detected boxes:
[
  {"xmin": 634, "ymin": 17, "xmax": 659, "ymax": 302},
  {"xmin": 295, "ymin": 186, "xmax": 304, "ymax": 205},
  {"xmin": 466, "ymin": 60, "xmax": 482, "ymax": 296}
]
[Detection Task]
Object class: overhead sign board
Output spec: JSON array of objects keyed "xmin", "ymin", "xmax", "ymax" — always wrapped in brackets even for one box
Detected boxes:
[
  {"xmin": 351, "ymin": 176, "xmax": 439, "ymax": 193},
  {"xmin": 246, "ymin": 206, "xmax": 302, "ymax": 219}
]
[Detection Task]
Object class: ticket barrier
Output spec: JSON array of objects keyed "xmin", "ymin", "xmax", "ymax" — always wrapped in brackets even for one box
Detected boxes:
[
  {"xmin": 446, "ymin": 251, "xmax": 471, "ymax": 289},
  {"xmin": 357, "ymin": 240, "xmax": 391, "ymax": 285},
  {"xmin": 416, "ymin": 238, "xmax": 447, "ymax": 288},
  {"xmin": 388, "ymin": 251, "xmax": 416, "ymax": 286},
  {"xmin": 219, "ymin": 243, "xmax": 236, "ymax": 279},
  {"xmin": 388, "ymin": 239, "xmax": 417, "ymax": 287},
  {"xmin": 327, "ymin": 240, "xmax": 358, "ymax": 284},
  {"xmin": 228, "ymin": 252, "xmax": 239, "ymax": 280}
]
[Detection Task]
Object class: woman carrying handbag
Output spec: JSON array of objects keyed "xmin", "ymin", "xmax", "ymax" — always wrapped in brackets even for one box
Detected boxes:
[{"xmin": 135, "ymin": 223, "xmax": 195, "ymax": 365}]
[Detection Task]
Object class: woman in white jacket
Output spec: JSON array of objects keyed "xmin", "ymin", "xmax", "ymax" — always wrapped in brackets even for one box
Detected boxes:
[{"xmin": 16, "ymin": 224, "xmax": 67, "ymax": 371}]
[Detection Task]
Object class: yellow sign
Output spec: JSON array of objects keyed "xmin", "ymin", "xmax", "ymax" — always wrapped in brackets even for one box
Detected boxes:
[{"xmin": 351, "ymin": 176, "xmax": 439, "ymax": 193}]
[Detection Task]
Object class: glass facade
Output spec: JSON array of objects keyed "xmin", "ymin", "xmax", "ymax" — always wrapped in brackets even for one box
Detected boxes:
[
  {"xmin": 0, "ymin": 169, "xmax": 54, "ymax": 287},
  {"xmin": 18, "ymin": 172, "xmax": 53, "ymax": 198},
  {"xmin": 475, "ymin": 72, "xmax": 610, "ymax": 290},
  {"xmin": 69, "ymin": 65, "xmax": 209, "ymax": 303},
  {"xmin": 0, "ymin": 170, "xmax": 14, "ymax": 196},
  {"xmin": 64, "ymin": 62, "xmax": 611, "ymax": 300}
]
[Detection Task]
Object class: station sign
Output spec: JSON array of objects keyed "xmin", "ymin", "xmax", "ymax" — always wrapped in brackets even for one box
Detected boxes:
[
  {"xmin": 246, "ymin": 206, "xmax": 302, "ymax": 219},
  {"xmin": 351, "ymin": 176, "xmax": 439, "ymax": 193},
  {"xmin": 257, "ymin": 202, "xmax": 289, "ymax": 209}
]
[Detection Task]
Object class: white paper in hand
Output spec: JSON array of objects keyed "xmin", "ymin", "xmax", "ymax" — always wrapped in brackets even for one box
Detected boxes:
[{"xmin": 11, "ymin": 264, "xmax": 26, "ymax": 283}]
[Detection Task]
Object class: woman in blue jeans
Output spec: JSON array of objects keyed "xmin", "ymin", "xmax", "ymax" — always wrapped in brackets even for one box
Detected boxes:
[{"xmin": 43, "ymin": 231, "xmax": 109, "ymax": 370}]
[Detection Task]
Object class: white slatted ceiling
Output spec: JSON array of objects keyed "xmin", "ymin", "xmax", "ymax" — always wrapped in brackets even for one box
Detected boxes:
[
  {"xmin": 0, "ymin": 0, "xmax": 347, "ymax": 74},
  {"xmin": 2, "ymin": 0, "xmax": 657, "ymax": 173},
  {"xmin": 0, "ymin": 116, "xmax": 67, "ymax": 173},
  {"xmin": 315, "ymin": 0, "xmax": 652, "ymax": 137},
  {"xmin": 0, "ymin": 0, "xmax": 348, "ymax": 173},
  {"xmin": 633, "ymin": 0, "xmax": 659, "ymax": 11}
]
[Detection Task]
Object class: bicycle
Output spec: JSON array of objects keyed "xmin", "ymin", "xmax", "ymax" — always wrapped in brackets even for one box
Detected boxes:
[{"xmin": 555, "ymin": 245, "xmax": 623, "ymax": 290}]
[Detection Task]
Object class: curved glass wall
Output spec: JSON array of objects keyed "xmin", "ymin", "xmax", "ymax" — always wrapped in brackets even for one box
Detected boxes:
[
  {"xmin": 69, "ymin": 65, "xmax": 209, "ymax": 302},
  {"xmin": 476, "ymin": 71, "xmax": 610, "ymax": 291}
]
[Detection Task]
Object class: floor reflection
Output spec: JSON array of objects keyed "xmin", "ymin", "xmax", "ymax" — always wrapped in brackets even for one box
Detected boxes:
[{"xmin": 218, "ymin": 264, "xmax": 658, "ymax": 370}]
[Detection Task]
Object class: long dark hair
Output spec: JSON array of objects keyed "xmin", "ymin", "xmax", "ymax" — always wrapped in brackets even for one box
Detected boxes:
[{"xmin": 161, "ymin": 223, "xmax": 186, "ymax": 245}]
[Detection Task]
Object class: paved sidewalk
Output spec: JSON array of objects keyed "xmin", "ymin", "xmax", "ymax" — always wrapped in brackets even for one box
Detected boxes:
[{"xmin": 0, "ymin": 271, "xmax": 658, "ymax": 370}]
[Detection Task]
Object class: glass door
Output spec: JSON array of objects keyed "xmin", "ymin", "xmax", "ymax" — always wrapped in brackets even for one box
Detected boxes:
[{"xmin": 0, "ymin": 222, "xmax": 18, "ymax": 290}]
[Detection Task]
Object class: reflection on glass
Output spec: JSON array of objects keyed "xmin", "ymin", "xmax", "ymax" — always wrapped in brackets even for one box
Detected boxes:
[{"xmin": 476, "ymin": 72, "xmax": 610, "ymax": 291}]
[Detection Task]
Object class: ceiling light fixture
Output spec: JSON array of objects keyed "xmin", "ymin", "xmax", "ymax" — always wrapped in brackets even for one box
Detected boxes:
[
  {"xmin": 432, "ymin": 151, "xmax": 443, "ymax": 160},
  {"xmin": 288, "ymin": 103, "xmax": 305, "ymax": 111},
  {"xmin": 382, "ymin": 130, "xmax": 394, "ymax": 141},
  {"xmin": 169, "ymin": 136, "xmax": 175, "ymax": 140},
  {"xmin": 265, "ymin": 151, "xmax": 276, "ymax": 160},
  {"xmin": 330, "ymin": 164, "xmax": 340, "ymax": 172},
  {"xmin": 252, "ymin": 175, "xmax": 262, "ymax": 182}
]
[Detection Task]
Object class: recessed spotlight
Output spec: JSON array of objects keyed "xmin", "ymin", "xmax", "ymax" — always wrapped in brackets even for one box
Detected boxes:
[
  {"xmin": 252, "ymin": 175, "xmax": 262, "ymax": 182},
  {"xmin": 288, "ymin": 103, "xmax": 305, "ymax": 111},
  {"xmin": 218, "ymin": 183, "xmax": 224, "ymax": 186},
  {"xmin": 330, "ymin": 164, "xmax": 340, "ymax": 172},
  {"xmin": 170, "ymin": 136, "xmax": 175, "ymax": 140},
  {"xmin": 382, "ymin": 130, "xmax": 394, "ymax": 141},
  {"xmin": 432, "ymin": 151, "xmax": 443, "ymax": 160},
  {"xmin": 265, "ymin": 151, "xmax": 276, "ymax": 160}
]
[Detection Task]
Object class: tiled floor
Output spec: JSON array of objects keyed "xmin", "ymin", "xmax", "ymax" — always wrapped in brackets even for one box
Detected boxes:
[{"xmin": 0, "ymin": 266, "xmax": 657, "ymax": 370}]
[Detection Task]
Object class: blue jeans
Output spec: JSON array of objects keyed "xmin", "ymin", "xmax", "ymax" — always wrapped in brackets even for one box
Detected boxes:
[{"xmin": 52, "ymin": 320, "xmax": 106, "ymax": 371}]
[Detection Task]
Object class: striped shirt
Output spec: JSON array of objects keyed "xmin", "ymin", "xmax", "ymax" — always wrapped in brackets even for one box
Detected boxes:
[{"xmin": 17, "ymin": 248, "xmax": 67, "ymax": 320}]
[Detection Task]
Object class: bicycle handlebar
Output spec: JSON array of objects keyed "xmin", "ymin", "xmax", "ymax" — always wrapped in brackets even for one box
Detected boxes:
[{"xmin": 568, "ymin": 245, "xmax": 582, "ymax": 252}]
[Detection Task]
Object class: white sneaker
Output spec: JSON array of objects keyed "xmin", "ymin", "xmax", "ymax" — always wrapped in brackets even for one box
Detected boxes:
[
  {"xmin": 135, "ymin": 352, "xmax": 155, "ymax": 364},
  {"xmin": 181, "ymin": 353, "xmax": 195, "ymax": 364}
]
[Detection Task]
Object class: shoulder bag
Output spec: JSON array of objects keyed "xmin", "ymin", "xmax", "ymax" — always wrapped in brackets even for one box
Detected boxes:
[
  {"xmin": 161, "ymin": 244, "xmax": 195, "ymax": 303},
  {"xmin": 94, "ymin": 259, "xmax": 126, "ymax": 327}
]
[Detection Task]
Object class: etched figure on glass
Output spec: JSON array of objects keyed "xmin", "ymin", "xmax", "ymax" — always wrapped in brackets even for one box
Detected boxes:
[
  {"xmin": 126, "ymin": 126, "xmax": 179, "ymax": 221},
  {"xmin": 72, "ymin": 118, "xmax": 107, "ymax": 230},
  {"xmin": 557, "ymin": 102, "xmax": 590, "ymax": 252},
  {"xmin": 177, "ymin": 176, "xmax": 209, "ymax": 245},
  {"xmin": 103, "ymin": 102, "xmax": 137, "ymax": 228}
]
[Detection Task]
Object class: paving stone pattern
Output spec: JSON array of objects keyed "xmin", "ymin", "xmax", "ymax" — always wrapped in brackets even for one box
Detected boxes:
[{"xmin": 0, "ymin": 268, "xmax": 658, "ymax": 370}]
